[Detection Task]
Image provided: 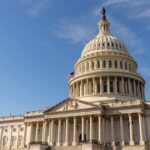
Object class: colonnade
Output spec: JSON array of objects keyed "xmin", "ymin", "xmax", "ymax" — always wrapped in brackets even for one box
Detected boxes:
[
  {"xmin": 0, "ymin": 125, "xmax": 26, "ymax": 149},
  {"xmin": 29, "ymin": 113, "xmax": 145, "ymax": 147},
  {"xmin": 70, "ymin": 76, "xmax": 145, "ymax": 99}
]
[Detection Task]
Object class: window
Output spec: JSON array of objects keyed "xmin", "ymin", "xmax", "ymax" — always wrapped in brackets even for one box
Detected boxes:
[
  {"xmin": 125, "ymin": 63, "xmax": 127, "ymax": 70},
  {"xmin": 107, "ymin": 43, "xmax": 110, "ymax": 47},
  {"xmin": 103, "ymin": 81, "xmax": 107, "ymax": 93},
  {"xmin": 82, "ymin": 64, "xmax": 85, "ymax": 72},
  {"xmin": 5, "ymin": 129, "xmax": 8, "ymax": 132},
  {"xmin": 97, "ymin": 61, "xmax": 100, "ymax": 68},
  {"xmin": 87, "ymin": 63, "xmax": 89, "ymax": 71},
  {"xmin": 109, "ymin": 60, "xmax": 112, "ymax": 68},
  {"xmin": 112, "ymin": 43, "xmax": 114, "ymax": 47},
  {"xmin": 91, "ymin": 62, "xmax": 94, "ymax": 70},
  {"xmin": 110, "ymin": 81, "xmax": 114, "ymax": 93},
  {"xmin": 20, "ymin": 128, "xmax": 24, "ymax": 132},
  {"xmin": 129, "ymin": 64, "xmax": 131, "ymax": 71},
  {"xmin": 115, "ymin": 61, "xmax": 118, "ymax": 68},
  {"xmin": 103, "ymin": 61, "xmax": 106, "ymax": 68}
]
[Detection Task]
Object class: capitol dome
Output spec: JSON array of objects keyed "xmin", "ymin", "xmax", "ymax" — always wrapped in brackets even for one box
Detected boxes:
[
  {"xmin": 69, "ymin": 8, "xmax": 145, "ymax": 102},
  {"xmin": 81, "ymin": 30, "xmax": 128, "ymax": 57}
]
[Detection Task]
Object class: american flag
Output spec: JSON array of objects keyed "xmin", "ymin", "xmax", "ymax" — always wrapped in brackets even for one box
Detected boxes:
[{"xmin": 67, "ymin": 72, "xmax": 74, "ymax": 80}]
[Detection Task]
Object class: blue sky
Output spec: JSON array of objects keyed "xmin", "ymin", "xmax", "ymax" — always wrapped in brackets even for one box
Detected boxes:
[{"xmin": 0, "ymin": 0, "xmax": 150, "ymax": 116}]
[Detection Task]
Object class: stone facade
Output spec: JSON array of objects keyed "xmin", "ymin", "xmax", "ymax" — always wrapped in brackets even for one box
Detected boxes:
[{"xmin": 0, "ymin": 8, "xmax": 150, "ymax": 150}]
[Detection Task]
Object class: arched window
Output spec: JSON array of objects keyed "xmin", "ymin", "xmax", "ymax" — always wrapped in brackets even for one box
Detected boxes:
[
  {"xmin": 110, "ymin": 81, "xmax": 114, "ymax": 93},
  {"xmin": 103, "ymin": 81, "xmax": 107, "ymax": 93},
  {"xmin": 103, "ymin": 61, "xmax": 106, "ymax": 68}
]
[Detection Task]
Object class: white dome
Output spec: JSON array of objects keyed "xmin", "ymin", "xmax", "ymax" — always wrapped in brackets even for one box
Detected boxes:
[
  {"xmin": 81, "ymin": 19, "xmax": 128, "ymax": 57},
  {"xmin": 81, "ymin": 33, "xmax": 128, "ymax": 57}
]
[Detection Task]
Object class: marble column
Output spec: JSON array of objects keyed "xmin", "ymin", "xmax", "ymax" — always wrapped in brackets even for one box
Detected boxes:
[
  {"xmin": 42, "ymin": 121, "xmax": 47, "ymax": 143},
  {"xmin": 120, "ymin": 115, "xmax": 124, "ymax": 146},
  {"xmin": 72, "ymin": 117, "xmax": 77, "ymax": 146},
  {"xmin": 57, "ymin": 119, "xmax": 61, "ymax": 146},
  {"xmin": 98, "ymin": 115, "xmax": 102, "ymax": 143},
  {"xmin": 129, "ymin": 114, "xmax": 134, "ymax": 145},
  {"xmin": 9, "ymin": 126, "xmax": 13, "ymax": 149},
  {"xmin": 48, "ymin": 122, "xmax": 51, "ymax": 145},
  {"xmin": 107, "ymin": 77, "xmax": 110, "ymax": 94},
  {"xmin": 0, "ymin": 127, "xmax": 3, "ymax": 148},
  {"xmin": 50, "ymin": 120, "xmax": 54, "ymax": 146},
  {"xmin": 111, "ymin": 116, "xmax": 115, "ymax": 146},
  {"xmin": 35, "ymin": 123, "xmax": 39, "ymax": 142},
  {"xmin": 86, "ymin": 119, "xmax": 89, "ymax": 141},
  {"xmin": 114, "ymin": 77, "xmax": 117, "ymax": 94},
  {"xmin": 95, "ymin": 79, "xmax": 97, "ymax": 94},
  {"xmin": 64, "ymin": 118, "xmax": 69, "ymax": 146},
  {"xmin": 29, "ymin": 124, "xmax": 33, "ymax": 145},
  {"xmin": 133, "ymin": 80, "xmax": 137, "ymax": 97},
  {"xmin": 128, "ymin": 78, "xmax": 131, "ymax": 95},
  {"xmin": 16, "ymin": 126, "xmax": 20, "ymax": 148},
  {"xmin": 122, "ymin": 77, "xmax": 125, "ymax": 94},
  {"xmin": 23, "ymin": 124, "xmax": 27, "ymax": 147},
  {"xmin": 137, "ymin": 82, "xmax": 140, "ymax": 97},
  {"xmin": 89, "ymin": 116, "xmax": 93, "ymax": 143},
  {"xmin": 93, "ymin": 78, "xmax": 95, "ymax": 94},
  {"xmin": 86, "ymin": 79, "xmax": 89, "ymax": 96},
  {"xmin": 73, "ymin": 84, "xmax": 75, "ymax": 98},
  {"xmin": 138, "ymin": 113, "xmax": 145, "ymax": 145},
  {"xmin": 81, "ymin": 116, "xmax": 85, "ymax": 141},
  {"xmin": 80, "ymin": 81, "xmax": 83, "ymax": 97},
  {"xmin": 100, "ymin": 77, "xmax": 103, "ymax": 94}
]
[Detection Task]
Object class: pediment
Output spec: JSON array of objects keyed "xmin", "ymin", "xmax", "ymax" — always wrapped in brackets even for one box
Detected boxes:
[{"xmin": 43, "ymin": 97, "xmax": 99, "ymax": 113}]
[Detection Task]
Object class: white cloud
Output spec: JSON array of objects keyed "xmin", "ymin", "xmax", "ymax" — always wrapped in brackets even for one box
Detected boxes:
[
  {"xmin": 13, "ymin": 0, "xmax": 49, "ymax": 16},
  {"xmin": 54, "ymin": 19, "xmax": 96, "ymax": 44},
  {"xmin": 137, "ymin": 9, "xmax": 150, "ymax": 18}
]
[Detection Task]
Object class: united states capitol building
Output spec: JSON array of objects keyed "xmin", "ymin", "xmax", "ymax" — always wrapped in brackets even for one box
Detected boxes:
[{"xmin": 0, "ymin": 8, "xmax": 150, "ymax": 150}]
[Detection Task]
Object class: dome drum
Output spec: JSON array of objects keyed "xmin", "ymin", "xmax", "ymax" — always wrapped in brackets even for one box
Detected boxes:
[{"xmin": 69, "ymin": 76, "xmax": 145, "ymax": 101}]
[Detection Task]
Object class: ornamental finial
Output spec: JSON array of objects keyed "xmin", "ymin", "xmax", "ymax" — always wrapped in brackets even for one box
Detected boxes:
[{"xmin": 101, "ymin": 7, "xmax": 107, "ymax": 21}]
